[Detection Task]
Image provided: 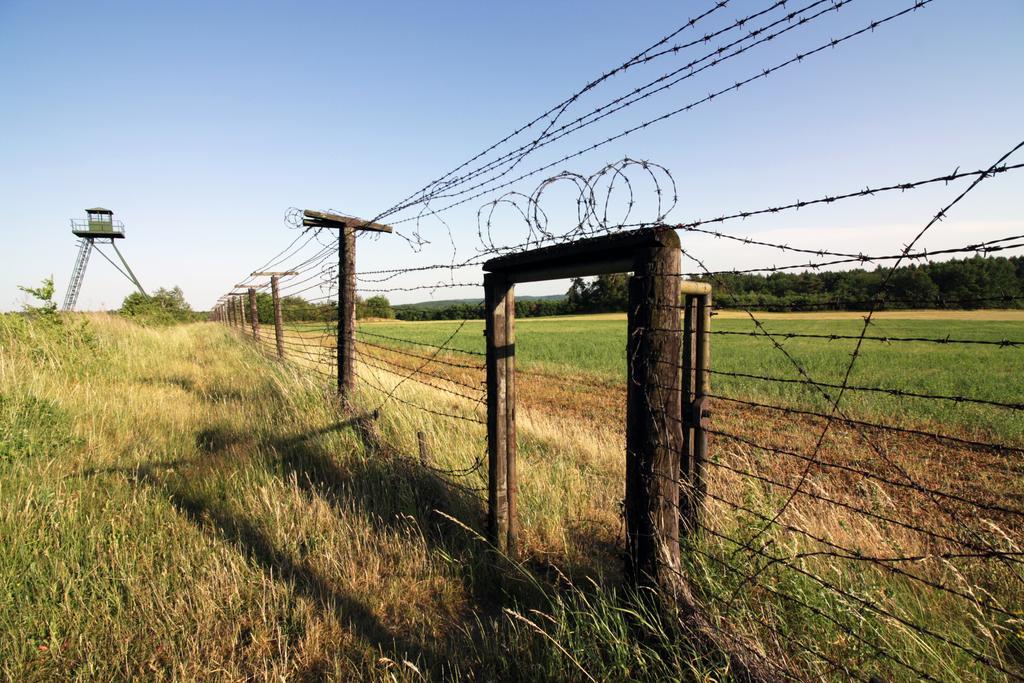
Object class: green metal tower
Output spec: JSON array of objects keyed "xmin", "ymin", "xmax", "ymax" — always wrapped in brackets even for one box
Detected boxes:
[{"xmin": 62, "ymin": 208, "xmax": 146, "ymax": 311}]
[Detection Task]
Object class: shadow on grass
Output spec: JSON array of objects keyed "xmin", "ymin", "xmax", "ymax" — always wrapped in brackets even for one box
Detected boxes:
[
  {"xmin": 116, "ymin": 399, "xmax": 705, "ymax": 678},
  {"xmin": 113, "ymin": 410, "xmax": 529, "ymax": 676},
  {"xmin": 138, "ymin": 373, "xmax": 270, "ymax": 404},
  {"xmin": 265, "ymin": 413, "xmax": 547, "ymax": 616},
  {"xmin": 162, "ymin": 485, "xmax": 436, "ymax": 673}
]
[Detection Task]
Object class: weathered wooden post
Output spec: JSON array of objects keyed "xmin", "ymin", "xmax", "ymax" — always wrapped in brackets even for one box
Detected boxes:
[
  {"xmin": 271, "ymin": 277, "xmax": 285, "ymax": 358},
  {"xmin": 237, "ymin": 293, "xmax": 246, "ymax": 329},
  {"xmin": 247, "ymin": 287, "xmax": 260, "ymax": 341},
  {"xmin": 251, "ymin": 272, "xmax": 297, "ymax": 360},
  {"xmin": 693, "ymin": 287, "xmax": 711, "ymax": 533},
  {"xmin": 625, "ymin": 233, "xmax": 684, "ymax": 588},
  {"xmin": 300, "ymin": 210, "xmax": 393, "ymax": 404},
  {"xmin": 680, "ymin": 293, "xmax": 697, "ymax": 531},
  {"xmin": 417, "ymin": 431, "xmax": 430, "ymax": 467},
  {"xmin": 482, "ymin": 227, "xmax": 685, "ymax": 567},
  {"xmin": 484, "ymin": 272, "xmax": 516, "ymax": 553},
  {"xmin": 680, "ymin": 282, "xmax": 712, "ymax": 536}
]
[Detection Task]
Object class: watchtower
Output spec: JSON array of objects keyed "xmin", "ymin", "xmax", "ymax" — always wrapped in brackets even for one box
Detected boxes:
[{"xmin": 62, "ymin": 207, "xmax": 146, "ymax": 311}]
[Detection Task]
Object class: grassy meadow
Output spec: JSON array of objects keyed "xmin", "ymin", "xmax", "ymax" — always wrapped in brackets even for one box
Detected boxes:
[
  {"xmin": 3, "ymin": 310, "xmax": 1023, "ymax": 680},
  {"xmin": 351, "ymin": 311, "xmax": 1024, "ymax": 442},
  {"xmin": 0, "ymin": 313, "xmax": 730, "ymax": 681}
]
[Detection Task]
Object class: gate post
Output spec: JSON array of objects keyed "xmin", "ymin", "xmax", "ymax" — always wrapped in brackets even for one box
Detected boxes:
[
  {"xmin": 692, "ymin": 289, "xmax": 711, "ymax": 531},
  {"xmin": 680, "ymin": 282, "xmax": 712, "ymax": 536},
  {"xmin": 625, "ymin": 235, "xmax": 683, "ymax": 589},
  {"xmin": 485, "ymin": 272, "xmax": 517, "ymax": 554},
  {"xmin": 248, "ymin": 287, "xmax": 260, "ymax": 341}
]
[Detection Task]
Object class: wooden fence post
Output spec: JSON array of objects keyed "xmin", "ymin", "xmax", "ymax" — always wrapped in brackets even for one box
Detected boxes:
[
  {"xmin": 338, "ymin": 226, "xmax": 356, "ymax": 401},
  {"xmin": 679, "ymin": 282, "xmax": 712, "ymax": 537},
  {"xmin": 625, "ymin": 240, "xmax": 683, "ymax": 588},
  {"xmin": 248, "ymin": 287, "xmax": 260, "ymax": 341},
  {"xmin": 485, "ymin": 272, "xmax": 517, "ymax": 554},
  {"xmin": 238, "ymin": 294, "xmax": 246, "ymax": 329},
  {"xmin": 298, "ymin": 210, "xmax": 392, "ymax": 403},
  {"xmin": 692, "ymin": 290, "xmax": 711, "ymax": 531},
  {"xmin": 271, "ymin": 276, "xmax": 285, "ymax": 359},
  {"xmin": 417, "ymin": 431, "xmax": 430, "ymax": 467},
  {"xmin": 680, "ymin": 294, "xmax": 697, "ymax": 533}
]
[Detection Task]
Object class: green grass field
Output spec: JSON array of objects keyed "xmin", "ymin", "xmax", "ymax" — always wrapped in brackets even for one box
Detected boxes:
[{"xmin": 353, "ymin": 313, "xmax": 1024, "ymax": 442}]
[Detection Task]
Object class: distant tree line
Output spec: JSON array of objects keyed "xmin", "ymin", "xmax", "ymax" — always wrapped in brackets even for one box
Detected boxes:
[
  {"xmin": 710, "ymin": 255, "xmax": 1024, "ymax": 310},
  {"xmin": 393, "ymin": 297, "xmax": 573, "ymax": 321},
  {"xmin": 249, "ymin": 293, "xmax": 395, "ymax": 324}
]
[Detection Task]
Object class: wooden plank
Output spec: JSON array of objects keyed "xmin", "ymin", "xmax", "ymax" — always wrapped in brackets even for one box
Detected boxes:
[
  {"xmin": 499, "ymin": 257, "xmax": 637, "ymax": 285},
  {"xmin": 302, "ymin": 209, "xmax": 393, "ymax": 233},
  {"xmin": 252, "ymin": 270, "xmax": 299, "ymax": 277},
  {"xmin": 483, "ymin": 225, "xmax": 678, "ymax": 278},
  {"xmin": 680, "ymin": 280, "xmax": 712, "ymax": 296}
]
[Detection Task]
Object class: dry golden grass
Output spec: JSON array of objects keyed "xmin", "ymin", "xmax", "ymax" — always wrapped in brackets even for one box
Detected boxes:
[{"xmin": 4, "ymin": 314, "xmax": 1021, "ymax": 680}]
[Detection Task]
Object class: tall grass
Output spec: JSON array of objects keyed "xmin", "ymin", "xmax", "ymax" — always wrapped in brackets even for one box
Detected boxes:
[{"xmin": 0, "ymin": 314, "xmax": 733, "ymax": 681}]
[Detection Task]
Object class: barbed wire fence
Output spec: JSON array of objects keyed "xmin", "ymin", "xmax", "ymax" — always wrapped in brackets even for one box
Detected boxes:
[{"xmin": 208, "ymin": 1, "xmax": 1024, "ymax": 679}]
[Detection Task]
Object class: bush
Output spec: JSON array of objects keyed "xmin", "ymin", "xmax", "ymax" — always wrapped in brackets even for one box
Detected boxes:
[{"xmin": 120, "ymin": 287, "xmax": 200, "ymax": 325}]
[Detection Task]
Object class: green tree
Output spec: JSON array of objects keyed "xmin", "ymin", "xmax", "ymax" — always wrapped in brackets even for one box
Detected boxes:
[
  {"xmin": 357, "ymin": 295, "xmax": 394, "ymax": 319},
  {"xmin": 120, "ymin": 287, "xmax": 196, "ymax": 325},
  {"xmin": 564, "ymin": 274, "xmax": 629, "ymax": 312}
]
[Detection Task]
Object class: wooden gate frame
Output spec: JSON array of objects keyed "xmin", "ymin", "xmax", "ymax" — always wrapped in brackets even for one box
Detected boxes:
[{"xmin": 482, "ymin": 226, "xmax": 709, "ymax": 587}]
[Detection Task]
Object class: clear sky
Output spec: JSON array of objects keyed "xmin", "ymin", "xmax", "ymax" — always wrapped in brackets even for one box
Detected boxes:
[{"xmin": 2, "ymin": 0, "xmax": 1022, "ymax": 311}]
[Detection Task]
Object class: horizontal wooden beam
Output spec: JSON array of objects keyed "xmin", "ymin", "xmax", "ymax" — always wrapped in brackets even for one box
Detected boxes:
[
  {"xmin": 500, "ymin": 256, "xmax": 638, "ymax": 284},
  {"xmin": 483, "ymin": 226, "xmax": 679, "ymax": 282},
  {"xmin": 302, "ymin": 209, "xmax": 393, "ymax": 233},
  {"xmin": 680, "ymin": 281, "xmax": 712, "ymax": 296},
  {"xmin": 251, "ymin": 271, "xmax": 299, "ymax": 276}
]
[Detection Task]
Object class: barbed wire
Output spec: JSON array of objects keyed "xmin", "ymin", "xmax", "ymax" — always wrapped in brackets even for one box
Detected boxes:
[
  {"xmin": 385, "ymin": 0, "xmax": 868, "ymax": 227},
  {"xmin": 381, "ymin": 0, "xmax": 935, "ymax": 236},
  {"xmin": 205, "ymin": 1, "xmax": 1024, "ymax": 674}
]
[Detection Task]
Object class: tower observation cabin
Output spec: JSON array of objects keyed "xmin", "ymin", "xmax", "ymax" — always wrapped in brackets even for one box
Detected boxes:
[
  {"xmin": 62, "ymin": 207, "xmax": 144, "ymax": 311},
  {"xmin": 72, "ymin": 207, "xmax": 125, "ymax": 238}
]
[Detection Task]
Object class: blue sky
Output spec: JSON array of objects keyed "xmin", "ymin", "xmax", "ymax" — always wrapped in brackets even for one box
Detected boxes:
[{"xmin": 2, "ymin": 0, "xmax": 1022, "ymax": 311}]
